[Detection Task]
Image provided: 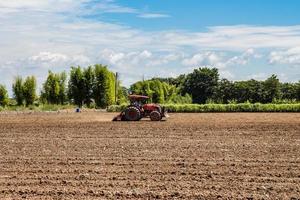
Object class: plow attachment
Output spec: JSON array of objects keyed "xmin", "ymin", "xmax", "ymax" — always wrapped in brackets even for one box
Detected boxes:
[
  {"xmin": 112, "ymin": 111, "xmax": 169, "ymax": 121},
  {"xmin": 112, "ymin": 112, "xmax": 125, "ymax": 121}
]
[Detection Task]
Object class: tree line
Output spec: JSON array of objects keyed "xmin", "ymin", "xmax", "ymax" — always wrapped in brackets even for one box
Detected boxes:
[
  {"xmin": 152, "ymin": 67, "xmax": 300, "ymax": 104},
  {"xmin": 0, "ymin": 65, "xmax": 300, "ymax": 108},
  {"xmin": 0, "ymin": 64, "xmax": 125, "ymax": 108}
]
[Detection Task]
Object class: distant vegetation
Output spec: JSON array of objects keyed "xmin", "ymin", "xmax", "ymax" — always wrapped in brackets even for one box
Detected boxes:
[
  {"xmin": 107, "ymin": 103, "xmax": 300, "ymax": 113},
  {"xmin": 151, "ymin": 68, "xmax": 300, "ymax": 104},
  {"xmin": 0, "ymin": 65, "xmax": 299, "ymax": 112}
]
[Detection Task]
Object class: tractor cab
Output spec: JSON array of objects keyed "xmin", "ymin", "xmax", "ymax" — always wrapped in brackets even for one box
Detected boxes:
[{"xmin": 128, "ymin": 95, "xmax": 149, "ymax": 108}]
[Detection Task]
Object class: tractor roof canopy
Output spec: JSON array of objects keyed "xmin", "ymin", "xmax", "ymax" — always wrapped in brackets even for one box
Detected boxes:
[{"xmin": 128, "ymin": 95, "xmax": 149, "ymax": 101}]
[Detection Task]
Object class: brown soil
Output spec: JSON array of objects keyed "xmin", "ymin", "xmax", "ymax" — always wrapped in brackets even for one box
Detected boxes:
[{"xmin": 0, "ymin": 112, "xmax": 299, "ymax": 199}]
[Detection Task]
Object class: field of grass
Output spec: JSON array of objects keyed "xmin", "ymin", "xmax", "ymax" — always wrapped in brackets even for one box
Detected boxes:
[
  {"xmin": 1, "ymin": 103, "xmax": 300, "ymax": 113},
  {"xmin": 0, "ymin": 104, "xmax": 75, "ymax": 112},
  {"xmin": 107, "ymin": 103, "xmax": 300, "ymax": 113}
]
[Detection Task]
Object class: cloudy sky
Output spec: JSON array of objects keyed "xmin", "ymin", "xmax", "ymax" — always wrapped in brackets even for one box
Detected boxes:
[{"xmin": 0, "ymin": 0, "xmax": 300, "ymax": 94}]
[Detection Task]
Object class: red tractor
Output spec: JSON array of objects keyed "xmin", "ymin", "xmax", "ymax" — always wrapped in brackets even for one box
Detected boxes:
[{"xmin": 112, "ymin": 95, "xmax": 169, "ymax": 121}]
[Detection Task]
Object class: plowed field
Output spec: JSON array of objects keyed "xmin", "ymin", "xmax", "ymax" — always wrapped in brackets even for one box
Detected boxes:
[{"xmin": 0, "ymin": 112, "xmax": 299, "ymax": 199}]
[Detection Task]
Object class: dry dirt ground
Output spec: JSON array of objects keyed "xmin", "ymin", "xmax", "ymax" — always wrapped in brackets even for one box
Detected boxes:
[{"xmin": 0, "ymin": 112, "xmax": 299, "ymax": 199}]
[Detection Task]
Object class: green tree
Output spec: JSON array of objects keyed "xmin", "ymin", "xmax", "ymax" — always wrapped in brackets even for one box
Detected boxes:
[
  {"xmin": 150, "ymin": 80, "xmax": 164, "ymax": 103},
  {"xmin": 58, "ymin": 72, "xmax": 67, "ymax": 104},
  {"xmin": 232, "ymin": 80, "xmax": 264, "ymax": 103},
  {"xmin": 93, "ymin": 64, "xmax": 116, "ymax": 108},
  {"xmin": 42, "ymin": 71, "xmax": 60, "ymax": 104},
  {"xmin": 151, "ymin": 74, "xmax": 186, "ymax": 88},
  {"xmin": 162, "ymin": 82, "xmax": 177, "ymax": 102},
  {"xmin": 42, "ymin": 71, "xmax": 67, "ymax": 105},
  {"xmin": 182, "ymin": 67, "xmax": 219, "ymax": 104},
  {"xmin": 280, "ymin": 83, "xmax": 298, "ymax": 100},
  {"xmin": 83, "ymin": 66, "xmax": 95, "ymax": 107},
  {"xmin": 213, "ymin": 79, "xmax": 235, "ymax": 103},
  {"xmin": 130, "ymin": 79, "xmax": 188, "ymax": 104},
  {"xmin": 107, "ymin": 71, "xmax": 116, "ymax": 106},
  {"xmin": 263, "ymin": 75, "xmax": 280, "ymax": 103},
  {"xmin": 93, "ymin": 64, "xmax": 107, "ymax": 108},
  {"xmin": 116, "ymin": 86, "xmax": 128, "ymax": 104},
  {"xmin": 68, "ymin": 66, "xmax": 85, "ymax": 107},
  {"xmin": 297, "ymin": 82, "xmax": 300, "ymax": 101},
  {"xmin": 23, "ymin": 76, "xmax": 37, "ymax": 106},
  {"xmin": 12, "ymin": 76, "xmax": 25, "ymax": 106},
  {"xmin": 167, "ymin": 93, "xmax": 192, "ymax": 104},
  {"xmin": 0, "ymin": 84, "xmax": 9, "ymax": 107}
]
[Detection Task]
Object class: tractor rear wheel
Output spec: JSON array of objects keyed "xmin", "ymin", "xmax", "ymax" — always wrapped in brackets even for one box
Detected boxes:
[
  {"xmin": 150, "ymin": 111, "xmax": 161, "ymax": 121},
  {"xmin": 124, "ymin": 107, "xmax": 141, "ymax": 121}
]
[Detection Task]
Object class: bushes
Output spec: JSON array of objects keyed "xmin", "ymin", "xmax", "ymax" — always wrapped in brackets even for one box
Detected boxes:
[
  {"xmin": 12, "ymin": 76, "xmax": 37, "ymax": 106},
  {"xmin": 106, "ymin": 104, "xmax": 128, "ymax": 112},
  {"xmin": 0, "ymin": 104, "xmax": 74, "ymax": 112},
  {"xmin": 0, "ymin": 85, "xmax": 9, "ymax": 107},
  {"xmin": 107, "ymin": 103, "xmax": 300, "ymax": 113},
  {"xmin": 130, "ymin": 79, "xmax": 191, "ymax": 104},
  {"xmin": 165, "ymin": 103, "xmax": 300, "ymax": 112}
]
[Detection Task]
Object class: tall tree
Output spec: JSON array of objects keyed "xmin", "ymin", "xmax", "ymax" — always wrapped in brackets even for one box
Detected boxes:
[
  {"xmin": 130, "ymin": 80, "xmax": 186, "ymax": 103},
  {"xmin": 213, "ymin": 79, "xmax": 235, "ymax": 103},
  {"xmin": 83, "ymin": 66, "xmax": 95, "ymax": 107},
  {"xmin": 58, "ymin": 72, "xmax": 67, "ymax": 104},
  {"xmin": 297, "ymin": 82, "xmax": 300, "ymax": 101},
  {"xmin": 280, "ymin": 83, "xmax": 298, "ymax": 100},
  {"xmin": 107, "ymin": 71, "xmax": 116, "ymax": 106},
  {"xmin": 263, "ymin": 75, "xmax": 280, "ymax": 103},
  {"xmin": 12, "ymin": 76, "xmax": 24, "ymax": 106},
  {"xmin": 93, "ymin": 64, "xmax": 107, "ymax": 108},
  {"xmin": 42, "ymin": 71, "xmax": 60, "ymax": 104},
  {"xmin": 41, "ymin": 71, "xmax": 67, "ymax": 104},
  {"xmin": 116, "ymin": 86, "xmax": 128, "ymax": 105},
  {"xmin": 0, "ymin": 85, "xmax": 9, "ymax": 107},
  {"xmin": 150, "ymin": 80, "xmax": 164, "ymax": 103},
  {"xmin": 68, "ymin": 66, "xmax": 85, "ymax": 107},
  {"xmin": 23, "ymin": 76, "xmax": 37, "ymax": 106},
  {"xmin": 182, "ymin": 67, "xmax": 219, "ymax": 104},
  {"xmin": 232, "ymin": 80, "xmax": 264, "ymax": 103},
  {"xmin": 93, "ymin": 64, "xmax": 115, "ymax": 108}
]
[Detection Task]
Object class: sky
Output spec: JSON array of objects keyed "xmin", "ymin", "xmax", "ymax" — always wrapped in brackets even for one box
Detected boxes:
[{"xmin": 0, "ymin": 0, "xmax": 300, "ymax": 94}]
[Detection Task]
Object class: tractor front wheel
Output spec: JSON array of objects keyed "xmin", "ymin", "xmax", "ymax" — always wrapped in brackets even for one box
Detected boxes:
[
  {"xmin": 125, "ymin": 107, "xmax": 141, "ymax": 121},
  {"xmin": 150, "ymin": 111, "xmax": 161, "ymax": 121}
]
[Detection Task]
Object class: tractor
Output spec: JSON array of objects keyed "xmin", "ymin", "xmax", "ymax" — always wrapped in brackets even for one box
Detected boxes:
[{"xmin": 112, "ymin": 95, "xmax": 169, "ymax": 121}]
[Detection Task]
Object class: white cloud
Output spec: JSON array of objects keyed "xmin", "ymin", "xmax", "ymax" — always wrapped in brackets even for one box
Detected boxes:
[
  {"xmin": 147, "ymin": 52, "xmax": 184, "ymax": 66},
  {"xmin": 98, "ymin": 49, "xmax": 152, "ymax": 67},
  {"xmin": 247, "ymin": 73, "xmax": 268, "ymax": 80},
  {"xmin": 225, "ymin": 48, "xmax": 260, "ymax": 66},
  {"xmin": 159, "ymin": 25, "xmax": 300, "ymax": 51},
  {"xmin": 0, "ymin": 0, "xmax": 86, "ymax": 14},
  {"xmin": 269, "ymin": 47, "xmax": 300, "ymax": 65},
  {"xmin": 220, "ymin": 70, "xmax": 235, "ymax": 79},
  {"xmin": 88, "ymin": 0, "xmax": 137, "ymax": 14},
  {"xmin": 138, "ymin": 13, "xmax": 170, "ymax": 19},
  {"xmin": 0, "ymin": 0, "xmax": 47, "ymax": 9},
  {"xmin": 182, "ymin": 52, "xmax": 223, "ymax": 67},
  {"xmin": 29, "ymin": 52, "xmax": 69, "ymax": 64},
  {"xmin": 1, "ymin": 0, "xmax": 300, "ymax": 91},
  {"xmin": 181, "ymin": 49, "xmax": 260, "ymax": 69}
]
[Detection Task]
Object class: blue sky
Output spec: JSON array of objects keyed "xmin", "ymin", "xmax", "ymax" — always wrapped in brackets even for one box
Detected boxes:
[
  {"xmin": 0, "ymin": 0, "xmax": 300, "ymax": 94},
  {"xmin": 103, "ymin": 0, "xmax": 300, "ymax": 30}
]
